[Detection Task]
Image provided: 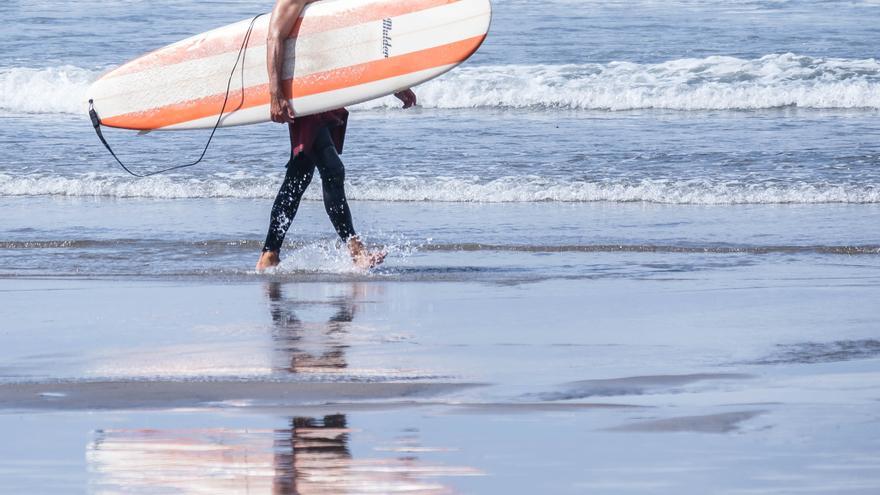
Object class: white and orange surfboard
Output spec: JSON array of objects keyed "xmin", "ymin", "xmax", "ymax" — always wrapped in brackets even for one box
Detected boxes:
[{"xmin": 86, "ymin": 0, "xmax": 491, "ymax": 131}]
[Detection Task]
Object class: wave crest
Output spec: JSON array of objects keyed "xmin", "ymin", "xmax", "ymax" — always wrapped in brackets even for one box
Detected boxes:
[
  {"xmin": 0, "ymin": 66, "xmax": 99, "ymax": 114},
  {"xmin": 1, "ymin": 173, "xmax": 877, "ymax": 204},
  {"xmin": 362, "ymin": 53, "xmax": 880, "ymax": 111},
  {"xmin": 4, "ymin": 54, "xmax": 880, "ymax": 115}
]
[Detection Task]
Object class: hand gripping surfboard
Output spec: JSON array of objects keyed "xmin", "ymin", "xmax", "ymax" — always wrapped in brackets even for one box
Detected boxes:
[{"xmin": 86, "ymin": 0, "xmax": 491, "ymax": 131}]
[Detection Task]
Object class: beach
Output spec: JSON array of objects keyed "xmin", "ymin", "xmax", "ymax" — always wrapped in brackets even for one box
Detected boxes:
[
  {"xmin": 3, "ymin": 198, "xmax": 880, "ymax": 493},
  {"xmin": 3, "ymin": 0, "xmax": 880, "ymax": 493}
]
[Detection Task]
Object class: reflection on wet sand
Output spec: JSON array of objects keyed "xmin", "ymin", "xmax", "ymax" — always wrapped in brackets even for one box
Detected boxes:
[
  {"xmin": 82, "ymin": 284, "xmax": 480, "ymax": 492},
  {"xmin": 267, "ymin": 282, "xmax": 367, "ymax": 374},
  {"xmin": 88, "ymin": 415, "xmax": 481, "ymax": 494}
]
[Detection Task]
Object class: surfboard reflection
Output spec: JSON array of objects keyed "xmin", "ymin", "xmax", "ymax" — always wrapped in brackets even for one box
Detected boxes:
[{"xmin": 87, "ymin": 414, "xmax": 480, "ymax": 494}]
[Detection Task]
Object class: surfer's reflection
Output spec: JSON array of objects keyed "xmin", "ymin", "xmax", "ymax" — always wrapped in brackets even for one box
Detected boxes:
[
  {"xmin": 266, "ymin": 282, "xmax": 369, "ymax": 374},
  {"xmin": 88, "ymin": 414, "xmax": 480, "ymax": 494},
  {"xmin": 273, "ymin": 414, "xmax": 351, "ymax": 494}
]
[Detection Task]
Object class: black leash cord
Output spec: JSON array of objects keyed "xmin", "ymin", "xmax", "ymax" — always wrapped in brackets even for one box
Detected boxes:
[{"xmin": 89, "ymin": 13, "xmax": 265, "ymax": 178}]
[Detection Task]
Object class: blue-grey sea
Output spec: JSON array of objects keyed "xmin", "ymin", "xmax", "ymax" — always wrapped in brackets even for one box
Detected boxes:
[{"xmin": 1, "ymin": 1, "xmax": 879, "ymax": 494}]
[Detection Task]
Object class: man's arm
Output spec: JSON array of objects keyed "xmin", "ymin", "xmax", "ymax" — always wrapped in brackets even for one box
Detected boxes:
[{"xmin": 267, "ymin": 0, "xmax": 310, "ymax": 123}]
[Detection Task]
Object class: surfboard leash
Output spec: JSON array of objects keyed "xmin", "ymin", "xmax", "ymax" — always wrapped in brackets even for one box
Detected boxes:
[{"xmin": 88, "ymin": 13, "xmax": 265, "ymax": 178}]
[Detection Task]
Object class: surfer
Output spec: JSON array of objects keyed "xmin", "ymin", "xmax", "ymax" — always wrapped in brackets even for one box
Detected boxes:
[{"xmin": 256, "ymin": 0, "xmax": 417, "ymax": 272}]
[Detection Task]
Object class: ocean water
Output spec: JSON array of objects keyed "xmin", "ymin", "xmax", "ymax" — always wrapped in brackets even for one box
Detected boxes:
[
  {"xmin": 2, "ymin": 2, "xmax": 880, "ymax": 493},
  {"xmin": 1, "ymin": 0, "xmax": 880, "ymax": 278},
  {"xmin": 3, "ymin": 0, "xmax": 880, "ymax": 206}
]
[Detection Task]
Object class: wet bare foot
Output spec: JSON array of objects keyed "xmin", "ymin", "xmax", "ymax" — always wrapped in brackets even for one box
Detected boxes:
[
  {"xmin": 348, "ymin": 237, "xmax": 386, "ymax": 269},
  {"xmin": 255, "ymin": 250, "xmax": 280, "ymax": 272},
  {"xmin": 353, "ymin": 249, "xmax": 386, "ymax": 269}
]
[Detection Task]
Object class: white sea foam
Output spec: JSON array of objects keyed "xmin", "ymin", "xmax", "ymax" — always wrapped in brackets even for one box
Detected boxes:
[
  {"xmin": 0, "ymin": 66, "xmax": 100, "ymax": 115},
  {"xmin": 4, "ymin": 54, "xmax": 880, "ymax": 115},
  {"xmin": 360, "ymin": 53, "xmax": 880, "ymax": 111},
  {"xmin": 1, "ymin": 173, "xmax": 877, "ymax": 204}
]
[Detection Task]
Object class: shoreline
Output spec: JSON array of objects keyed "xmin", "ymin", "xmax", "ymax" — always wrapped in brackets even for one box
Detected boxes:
[{"xmin": 0, "ymin": 380, "xmax": 483, "ymax": 411}]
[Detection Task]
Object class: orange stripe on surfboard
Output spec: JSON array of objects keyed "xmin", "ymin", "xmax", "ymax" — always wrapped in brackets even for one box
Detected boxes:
[
  {"xmin": 101, "ymin": 34, "xmax": 486, "ymax": 130},
  {"xmin": 102, "ymin": 0, "xmax": 458, "ymax": 80}
]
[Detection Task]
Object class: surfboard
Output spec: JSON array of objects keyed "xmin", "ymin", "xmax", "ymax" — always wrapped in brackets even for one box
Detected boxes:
[{"xmin": 86, "ymin": 0, "xmax": 491, "ymax": 131}]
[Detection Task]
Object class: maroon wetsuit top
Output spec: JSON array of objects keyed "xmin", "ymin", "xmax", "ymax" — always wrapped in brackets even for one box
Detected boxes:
[{"xmin": 288, "ymin": 108, "xmax": 349, "ymax": 158}]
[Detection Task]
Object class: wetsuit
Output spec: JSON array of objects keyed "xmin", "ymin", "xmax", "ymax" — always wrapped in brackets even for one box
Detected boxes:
[{"xmin": 262, "ymin": 110, "xmax": 355, "ymax": 252}]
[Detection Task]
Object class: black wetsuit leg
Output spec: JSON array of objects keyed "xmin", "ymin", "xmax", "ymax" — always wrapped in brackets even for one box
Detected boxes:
[
  {"xmin": 312, "ymin": 126, "xmax": 356, "ymax": 241},
  {"xmin": 262, "ymin": 126, "xmax": 356, "ymax": 252},
  {"xmin": 262, "ymin": 152, "xmax": 316, "ymax": 252}
]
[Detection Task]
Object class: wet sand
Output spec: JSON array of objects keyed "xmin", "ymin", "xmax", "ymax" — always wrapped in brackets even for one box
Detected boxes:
[
  {"xmin": 2, "ymin": 271, "xmax": 880, "ymax": 493},
  {"xmin": 0, "ymin": 380, "xmax": 483, "ymax": 410},
  {"xmin": 605, "ymin": 410, "xmax": 766, "ymax": 433},
  {"xmin": 2, "ymin": 195, "xmax": 880, "ymax": 494}
]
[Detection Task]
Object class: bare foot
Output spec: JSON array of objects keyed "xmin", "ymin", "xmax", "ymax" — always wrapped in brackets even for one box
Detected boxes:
[
  {"xmin": 348, "ymin": 237, "xmax": 386, "ymax": 269},
  {"xmin": 255, "ymin": 250, "xmax": 281, "ymax": 272},
  {"xmin": 353, "ymin": 249, "xmax": 386, "ymax": 269}
]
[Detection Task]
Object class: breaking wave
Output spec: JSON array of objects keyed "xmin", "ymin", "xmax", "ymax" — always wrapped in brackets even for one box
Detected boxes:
[
  {"xmin": 0, "ymin": 66, "xmax": 99, "ymax": 115},
  {"xmin": 1, "ymin": 173, "xmax": 878, "ymax": 204},
  {"xmin": 363, "ymin": 53, "xmax": 880, "ymax": 111},
  {"xmin": 4, "ymin": 53, "xmax": 880, "ymax": 115}
]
